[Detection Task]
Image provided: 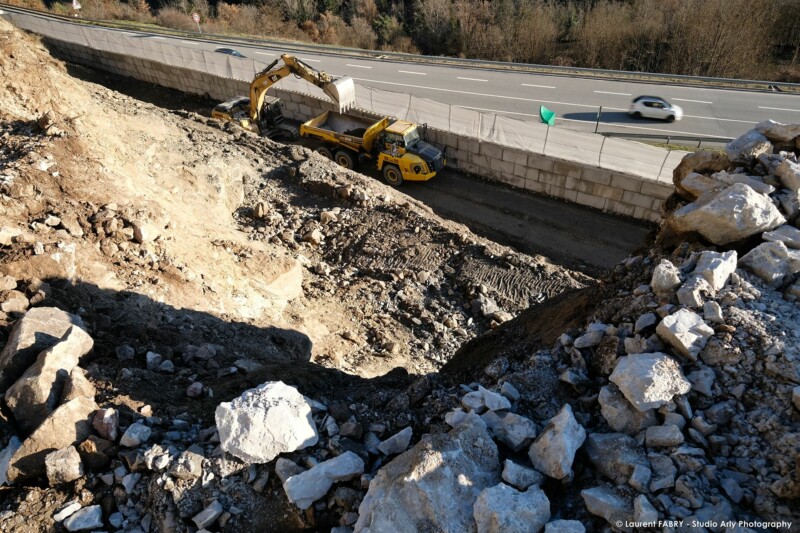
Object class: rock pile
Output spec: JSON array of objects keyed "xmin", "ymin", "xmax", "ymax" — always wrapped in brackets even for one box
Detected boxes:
[{"xmin": 668, "ymin": 119, "xmax": 800, "ymax": 299}]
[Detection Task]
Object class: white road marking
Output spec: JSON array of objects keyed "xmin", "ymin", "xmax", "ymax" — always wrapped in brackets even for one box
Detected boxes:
[
  {"xmin": 758, "ymin": 106, "xmax": 800, "ymax": 112},
  {"xmin": 458, "ymin": 76, "xmax": 488, "ymax": 82},
  {"xmin": 300, "ymin": 58, "xmax": 320, "ymax": 63},
  {"xmin": 672, "ymin": 98, "xmax": 712, "ymax": 104},
  {"xmin": 351, "ymin": 77, "xmax": 615, "ymax": 109},
  {"xmin": 181, "ymin": 40, "xmax": 198, "ymax": 45},
  {"xmin": 683, "ymin": 114, "xmax": 754, "ymax": 124},
  {"xmin": 594, "ymin": 91, "xmax": 632, "ymax": 96},
  {"xmin": 456, "ymin": 106, "xmax": 538, "ymax": 118},
  {"xmin": 399, "ymin": 70, "xmax": 426, "ymax": 75},
  {"xmin": 522, "ymin": 84, "xmax": 556, "ymax": 89},
  {"xmin": 150, "ymin": 36, "xmax": 166, "ymax": 40},
  {"xmin": 346, "ymin": 63, "xmax": 372, "ymax": 69},
  {"xmin": 256, "ymin": 52, "xmax": 276, "ymax": 56}
]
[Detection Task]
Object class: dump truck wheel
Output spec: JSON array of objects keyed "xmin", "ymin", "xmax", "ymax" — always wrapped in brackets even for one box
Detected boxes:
[
  {"xmin": 383, "ymin": 164, "xmax": 403, "ymax": 187},
  {"xmin": 315, "ymin": 146, "xmax": 333, "ymax": 159},
  {"xmin": 335, "ymin": 150, "xmax": 356, "ymax": 170}
]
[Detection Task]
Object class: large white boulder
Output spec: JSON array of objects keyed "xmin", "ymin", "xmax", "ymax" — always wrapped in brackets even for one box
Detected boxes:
[
  {"xmin": 5, "ymin": 327, "xmax": 93, "ymax": 434},
  {"xmin": 609, "ymin": 353, "xmax": 691, "ymax": 412},
  {"xmin": 656, "ymin": 309, "xmax": 714, "ymax": 360},
  {"xmin": 693, "ymin": 250, "xmax": 737, "ymax": 291},
  {"xmin": 215, "ymin": 381, "xmax": 318, "ymax": 463},
  {"xmin": 739, "ymin": 241, "xmax": 800, "ymax": 287},
  {"xmin": 528, "ymin": 404, "xmax": 585, "ymax": 480},
  {"xmin": 473, "ymin": 483, "xmax": 551, "ymax": 533},
  {"xmin": 725, "ymin": 129, "xmax": 772, "ymax": 161},
  {"xmin": 0, "ymin": 307, "xmax": 86, "ymax": 393},
  {"xmin": 354, "ymin": 418, "xmax": 500, "ymax": 533},
  {"xmin": 283, "ymin": 451, "xmax": 364, "ymax": 509},
  {"xmin": 669, "ymin": 183, "xmax": 785, "ymax": 245}
]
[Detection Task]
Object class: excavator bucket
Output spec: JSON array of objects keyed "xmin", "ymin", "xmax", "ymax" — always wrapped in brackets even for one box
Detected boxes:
[{"xmin": 323, "ymin": 76, "xmax": 357, "ymax": 112}]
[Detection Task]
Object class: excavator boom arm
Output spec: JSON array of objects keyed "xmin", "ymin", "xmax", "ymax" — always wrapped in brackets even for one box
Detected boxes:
[{"xmin": 249, "ymin": 54, "xmax": 355, "ymax": 122}]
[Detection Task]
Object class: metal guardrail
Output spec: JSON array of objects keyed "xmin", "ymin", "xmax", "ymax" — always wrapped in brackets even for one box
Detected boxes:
[
  {"xmin": 600, "ymin": 132, "xmax": 733, "ymax": 148},
  {"xmin": 2, "ymin": 2, "xmax": 800, "ymax": 94}
]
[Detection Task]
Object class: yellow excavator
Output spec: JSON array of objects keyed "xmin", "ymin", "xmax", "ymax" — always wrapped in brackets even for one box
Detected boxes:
[{"xmin": 211, "ymin": 54, "xmax": 356, "ymax": 140}]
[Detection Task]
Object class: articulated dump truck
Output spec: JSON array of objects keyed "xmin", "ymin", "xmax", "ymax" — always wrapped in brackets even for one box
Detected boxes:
[{"xmin": 300, "ymin": 111, "xmax": 446, "ymax": 186}]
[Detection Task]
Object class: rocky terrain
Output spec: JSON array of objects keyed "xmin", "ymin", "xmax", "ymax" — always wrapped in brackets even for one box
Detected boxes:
[{"xmin": 1, "ymin": 16, "xmax": 799, "ymax": 533}]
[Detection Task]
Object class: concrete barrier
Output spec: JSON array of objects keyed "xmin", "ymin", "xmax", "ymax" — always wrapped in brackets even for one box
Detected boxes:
[{"xmin": 44, "ymin": 38, "xmax": 669, "ymax": 223}]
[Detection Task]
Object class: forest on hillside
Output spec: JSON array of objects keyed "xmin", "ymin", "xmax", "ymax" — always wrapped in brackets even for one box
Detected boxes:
[{"xmin": 15, "ymin": 0, "xmax": 800, "ymax": 81}]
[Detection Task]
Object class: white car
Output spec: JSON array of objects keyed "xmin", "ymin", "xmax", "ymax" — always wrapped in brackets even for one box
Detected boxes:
[{"xmin": 628, "ymin": 96, "xmax": 683, "ymax": 122}]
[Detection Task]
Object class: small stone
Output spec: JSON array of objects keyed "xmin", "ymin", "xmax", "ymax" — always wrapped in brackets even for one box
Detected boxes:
[
  {"xmin": 122, "ymin": 472, "xmax": 141, "ymax": 493},
  {"xmin": 502, "ymin": 459, "xmax": 544, "ymax": 490},
  {"xmin": 378, "ymin": 427, "xmax": 413, "ymax": 456},
  {"xmin": 275, "ymin": 458, "xmax": 306, "ymax": 484},
  {"xmin": 187, "ymin": 382, "xmax": 203, "ymax": 397},
  {"xmin": 528, "ymin": 404, "xmax": 586, "ymax": 480},
  {"xmin": 283, "ymin": 451, "xmax": 365, "ymax": 510},
  {"xmin": 545, "ymin": 520, "xmax": 586, "ymax": 533},
  {"xmin": 193, "ymin": 500, "xmax": 223, "ymax": 530},
  {"xmin": 62, "ymin": 505, "xmax": 103, "ymax": 532},
  {"xmin": 703, "ymin": 301, "xmax": 724, "ymax": 324},
  {"xmin": 120, "ymin": 423, "xmax": 152, "ymax": 447},
  {"xmin": 645, "ymin": 425, "xmax": 685, "ymax": 447},
  {"xmin": 609, "ymin": 353, "xmax": 691, "ymax": 412},
  {"xmin": 792, "ymin": 387, "xmax": 800, "ymax": 412},
  {"xmin": 481, "ymin": 411, "xmax": 537, "ymax": 452},
  {"xmin": 598, "ymin": 384, "xmax": 658, "ymax": 435},
  {"xmin": 651, "ymin": 259, "xmax": 682, "ymax": 297},
  {"xmin": 473, "ymin": 483, "xmax": 551, "ymax": 533},
  {"xmin": 574, "ymin": 330, "xmax": 604, "ymax": 349},
  {"xmin": 158, "ymin": 359, "xmax": 174, "ymax": 373},
  {"xmin": 45, "ymin": 446, "xmax": 84, "ymax": 485},
  {"xmin": 581, "ymin": 486, "xmax": 633, "ymax": 531},
  {"xmin": 635, "ymin": 313, "xmax": 657, "ymax": 333},
  {"xmin": 656, "ymin": 309, "xmax": 714, "ymax": 361},
  {"xmin": 145, "ymin": 351, "xmax": 162, "ymax": 370},
  {"xmin": 500, "ymin": 382, "xmax": 520, "ymax": 402},
  {"xmin": 320, "ymin": 210, "xmax": 338, "ymax": 224},
  {"xmin": 739, "ymin": 241, "xmax": 800, "ymax": 287},
  {"xmin": 116, "ymin": 344, "xmax": 135, "ymax": 361},
  {"xmin": 693, "ymin": 250, "xmax": 737, "ymax": 291},
  {"xmin": 302, "ymin": 228, "xmax": 323, "ymax": 245},
  {"xmin": 634, "ymin": 495, "xmax": 658, "ymax": 523},
  {"xmin": 54, "ymin": 500, "xmax": 82, "ymax": 522}
]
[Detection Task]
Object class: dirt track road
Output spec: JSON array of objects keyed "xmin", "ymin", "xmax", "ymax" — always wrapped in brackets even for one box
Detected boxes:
[{"xmin": 395, "ymin": 170, "xmax": 653, "ymax": 275}]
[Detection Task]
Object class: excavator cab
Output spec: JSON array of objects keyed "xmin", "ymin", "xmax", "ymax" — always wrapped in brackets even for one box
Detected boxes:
[{"xmin": 258, "ymin": 96, "xmax": 298, "ymax": 141}]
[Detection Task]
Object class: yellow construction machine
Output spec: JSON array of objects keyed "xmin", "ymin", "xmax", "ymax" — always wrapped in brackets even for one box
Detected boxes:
[
  {"xmin": 300, "ymin": 111, "xmax": 446, "ymax": 186},
  {"xmin": 211, "ymin": 54, "xmax": 356, "ymax": 140}
]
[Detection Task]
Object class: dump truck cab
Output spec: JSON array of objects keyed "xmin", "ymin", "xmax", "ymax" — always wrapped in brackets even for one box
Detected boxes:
[{"xmin": 375, "ymin": 121, "xmax": 445, "ymax": 185}]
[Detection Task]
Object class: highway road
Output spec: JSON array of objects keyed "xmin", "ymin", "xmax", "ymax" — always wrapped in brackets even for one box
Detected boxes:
[
  {"xmin": 3, "ymin": 5, "xmax": 799, "ymax": 142},
  {"xmin": 162, "ymin": 34, "xmax": 800, "ymax": 141}
]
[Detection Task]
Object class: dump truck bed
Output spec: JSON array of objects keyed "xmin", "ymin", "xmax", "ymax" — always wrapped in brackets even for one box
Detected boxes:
[{"xmin": 301, "ymin": 111, "xmax": 389, "ymax": 153}]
